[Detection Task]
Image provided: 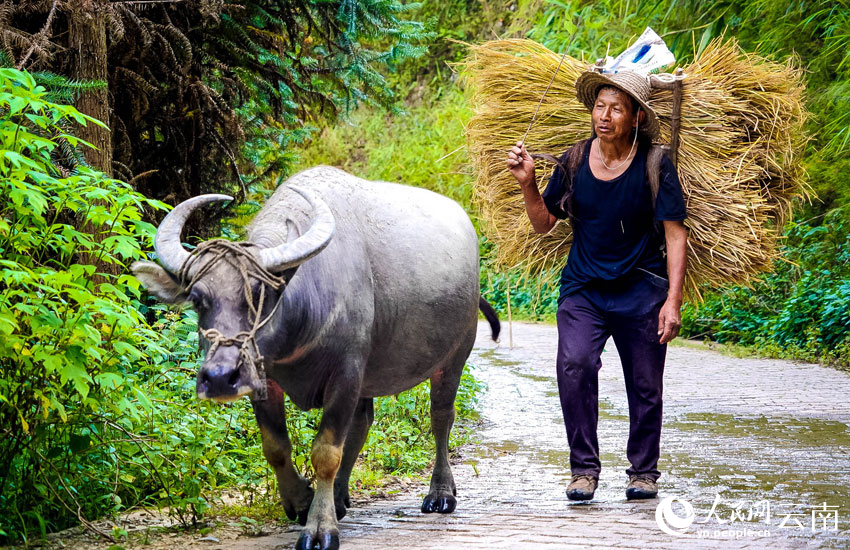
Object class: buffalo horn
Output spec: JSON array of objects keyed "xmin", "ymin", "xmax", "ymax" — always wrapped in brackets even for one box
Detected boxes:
[
  {"xmin": 258, "ymin": 186, "xmax": 335, "ymax": 272},
  {"xmin": 154, "ymin": 194, "xmax": 233, "ymax": 274}
]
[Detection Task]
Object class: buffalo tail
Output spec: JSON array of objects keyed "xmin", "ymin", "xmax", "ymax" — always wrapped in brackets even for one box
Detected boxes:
[{"xmin": 478, "ymin": 297, "xmax": 501, "ymax": 342}]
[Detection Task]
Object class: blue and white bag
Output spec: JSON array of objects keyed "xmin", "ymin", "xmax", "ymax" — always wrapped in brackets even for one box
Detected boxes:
[{"xmin": 602, "ymin": 27, "xmax": 675, "ymax": 75}]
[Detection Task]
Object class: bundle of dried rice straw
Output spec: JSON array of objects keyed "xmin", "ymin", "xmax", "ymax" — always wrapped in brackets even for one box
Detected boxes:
[{"xmin": 461, "ymin": 38, "xmax": 810, "ymax": 300}]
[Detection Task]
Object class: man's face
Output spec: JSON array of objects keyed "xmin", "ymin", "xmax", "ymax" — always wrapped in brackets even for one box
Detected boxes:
[{"xmin": 591, "ymin": 87, "xmax": 642, "ymax": 143}]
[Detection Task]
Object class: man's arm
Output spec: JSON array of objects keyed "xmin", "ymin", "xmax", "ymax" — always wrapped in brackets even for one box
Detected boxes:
[
  {"xmin": 658, "ymin": 220, "xmax": 687, "ymax": 344},
  {"xmin": 507, "ymin": 141, "xmax": 557, "ymax": 234}
]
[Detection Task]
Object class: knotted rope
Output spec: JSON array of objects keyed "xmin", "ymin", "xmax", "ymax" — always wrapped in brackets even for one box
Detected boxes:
[{"xmin": 178, "ymin": 239, "xmax": 287, "ymax": 401}]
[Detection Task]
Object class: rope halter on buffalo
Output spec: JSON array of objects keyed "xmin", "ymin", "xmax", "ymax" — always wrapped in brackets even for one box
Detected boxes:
[{"xmin": 178, "ymin": 239, "xmax": 288, "ymax": 402}]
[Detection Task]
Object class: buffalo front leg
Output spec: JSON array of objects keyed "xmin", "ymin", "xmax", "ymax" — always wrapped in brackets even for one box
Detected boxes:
[
  {"xmin": 296, "ymin": 378, "xmax": 360, "ymax": 550},
  {"xmin": 421, "ymin": 362, "xmax": 465, "ymax": 514},
  {"xmin": 252, "ymin": 380, "xmax": 314, "ymax": 525},
  {"xmin": 333, "ymin": 397, "xmax": 374, "ymax": 520}
]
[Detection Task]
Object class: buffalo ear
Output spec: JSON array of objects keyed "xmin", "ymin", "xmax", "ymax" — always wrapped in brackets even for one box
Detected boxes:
[{"xmin": 131, "ymin": 261, "xmax": 188, "ymax": 304}]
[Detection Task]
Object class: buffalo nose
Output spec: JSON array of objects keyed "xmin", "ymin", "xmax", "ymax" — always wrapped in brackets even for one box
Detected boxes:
[{"xmin": 197, "ymin": 364, "xmax": 244, "ymax": 400}]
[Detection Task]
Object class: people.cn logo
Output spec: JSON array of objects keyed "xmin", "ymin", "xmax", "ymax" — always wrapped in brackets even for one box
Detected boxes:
[{"xmin": 655, "ymin": 495, "xmax": 696, "ymax": 537}]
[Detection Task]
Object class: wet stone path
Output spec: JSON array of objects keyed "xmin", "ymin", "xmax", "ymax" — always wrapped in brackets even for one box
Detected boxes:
[{"xmin": 215, "ymin": 321, "xmax": 850, "ymax": 550}]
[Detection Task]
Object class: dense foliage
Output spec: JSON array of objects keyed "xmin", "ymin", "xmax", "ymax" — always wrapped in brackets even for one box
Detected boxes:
[
  {"xmin": 1, "ymin": 0, "xmax": 430, "ymax": 230},
  {"xmin": 682, "ymin": 209, "xmax": 850, "ymax": 365},
  {"xmin": 0, "ymin": 67, "xmax": 166, "ymax": 540}
]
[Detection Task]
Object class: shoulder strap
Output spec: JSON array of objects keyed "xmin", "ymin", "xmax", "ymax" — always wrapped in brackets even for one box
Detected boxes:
[{"xmin": 646, "ymin": 144, "xmax": 668, "ymax": 238}]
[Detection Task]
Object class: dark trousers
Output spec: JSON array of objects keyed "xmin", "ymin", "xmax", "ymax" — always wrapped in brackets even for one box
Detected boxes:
[{"xmin": 555, "ymin": 273, "xmax": 669, "ymax": 481}]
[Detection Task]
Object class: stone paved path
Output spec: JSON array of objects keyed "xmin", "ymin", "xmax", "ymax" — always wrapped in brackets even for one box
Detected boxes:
[{"xmin": 210, "ymin": 321, "xmax": 850, "ymax": 550}]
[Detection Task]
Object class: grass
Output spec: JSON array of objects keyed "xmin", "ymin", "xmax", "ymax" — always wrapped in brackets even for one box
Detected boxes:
[{"xmin": 295, "ymin": 85, "xmax": 475, "ymax": 216}]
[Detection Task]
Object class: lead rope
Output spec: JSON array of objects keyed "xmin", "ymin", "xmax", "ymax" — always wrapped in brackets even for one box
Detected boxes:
[{"xmin": 178, "ymin": 239, "xmax": 287, "ymax": 402}]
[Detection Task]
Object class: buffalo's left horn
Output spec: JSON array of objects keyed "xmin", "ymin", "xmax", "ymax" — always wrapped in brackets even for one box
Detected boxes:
[
  {"xmin": 155, "ymin": 194, "xmax": 233, "ymax": 274},
  {"xmin": 258, "ymin": 186, "xmax": 335, "ymax": 272}
]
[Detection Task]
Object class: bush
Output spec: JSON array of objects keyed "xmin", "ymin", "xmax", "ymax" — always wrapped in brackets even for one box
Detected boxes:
[
  {"xmin": 0, "ymin": 67, "xmax": 167, "ymax": 540},
  {"xmin": 0, "ymin": 68, "xmax": 268, "ymax": 543},
  {"xmin": 682, "ymin": 209, "xmax": 850, "ymax": 366},
  {"xmin": 0, "ymin": 68, "xmax": 280, "ymax": 543}
]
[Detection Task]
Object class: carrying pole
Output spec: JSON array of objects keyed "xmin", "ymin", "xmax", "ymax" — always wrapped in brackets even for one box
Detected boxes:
[{"xmin": 649, "ymin": 67, "xmax": 686, "ymax": 168}]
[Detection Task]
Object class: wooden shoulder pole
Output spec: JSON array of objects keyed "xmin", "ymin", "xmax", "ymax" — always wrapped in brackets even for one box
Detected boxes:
[
  {"xmin": 670, "ymin": 68, "xmax": 684, "ymax": 168},
  {"xmin": 649, "ymin": 68, "xmax": 686, "ymax": 168}
]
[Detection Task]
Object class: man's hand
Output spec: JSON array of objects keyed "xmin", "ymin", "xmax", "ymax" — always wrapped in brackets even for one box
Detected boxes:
[
  {"xmin": 509, "ymin": 140, "xmax": 557, "ymax": 234},
  {"xmin": 657, "ymin": 298, "xmax": 682, "ymax": 344},
  {"xmin": 507, "ymin": 141, "xmax": 535, "ymax": 187}
]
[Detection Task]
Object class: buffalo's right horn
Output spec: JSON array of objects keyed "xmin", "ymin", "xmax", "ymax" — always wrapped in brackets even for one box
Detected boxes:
[
  {"xmin": 258, "ymin": 186, "xmax": 335, "ymax": 272},
  {"xmin": 155, "ymin": 194, "xmax": 233, "ymax": 274}
]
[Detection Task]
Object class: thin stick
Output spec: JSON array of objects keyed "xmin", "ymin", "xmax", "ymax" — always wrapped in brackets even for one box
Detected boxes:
[
  {"xmin": 505, "ymin": 279, "xmax": 513, "ymax": 350},
  {"xmin": 520, "ymin": 22, "xmax": 582, "ymax": 146},
  {"xmin": 437, "ymin": 145, "xmax": 464, "ymax": 163}
]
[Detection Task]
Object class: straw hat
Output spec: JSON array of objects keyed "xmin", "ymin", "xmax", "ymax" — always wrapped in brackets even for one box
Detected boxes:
[{"xmin": 575, "ymin": 70, "xmax": 660, "ymax": 139}]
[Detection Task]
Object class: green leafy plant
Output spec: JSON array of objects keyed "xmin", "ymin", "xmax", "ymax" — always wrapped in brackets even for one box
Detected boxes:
[
  {"xmin": 0, "ymin": 67, "xmax": 165, "ymax": 541},
  {"xmin": 0, "ymin": 68, "xmax": 276, "ymax": 544},
  {"xmin": 682, "ymin": 208, "xmax": 850, "ymax": 366}
]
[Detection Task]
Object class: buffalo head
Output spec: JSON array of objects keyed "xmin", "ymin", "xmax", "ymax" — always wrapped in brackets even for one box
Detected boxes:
[{"xmin": 131, "ymin": 187, "xmax": 335, "ymax": 402}]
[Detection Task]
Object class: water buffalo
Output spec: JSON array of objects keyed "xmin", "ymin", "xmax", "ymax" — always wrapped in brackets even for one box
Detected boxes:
[{"xmin": 131, "ymin": 166, "xmax": 500, "ymax": 550}]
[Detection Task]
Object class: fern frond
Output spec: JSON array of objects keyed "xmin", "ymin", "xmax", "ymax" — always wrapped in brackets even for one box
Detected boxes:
[
  {"xmin": 158, "ymin": 23, "xmax": 192, "ymax": 69},
  {"xmin": 106, "ymin": 4, "xmax": 126, "ymax": 42},
  {"xmin": 117, "ymin": 66, "xmax": 157, "ymax": 95},
  {"xmin": 153, "ymin": 32, "xmax": 180, "ymax": 71},
  {"xmin": 31, "ymin": 71, "xmax": 106, "ymax": 91},
  {"xmin": 116, "ymin": 4, "xmax": 152, "ymax": 49}
]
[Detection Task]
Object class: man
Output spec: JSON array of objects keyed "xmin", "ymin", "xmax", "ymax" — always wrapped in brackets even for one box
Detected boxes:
[{"xmin": 506, "ymin": 70, "xmax": 688, "ymax": 501}]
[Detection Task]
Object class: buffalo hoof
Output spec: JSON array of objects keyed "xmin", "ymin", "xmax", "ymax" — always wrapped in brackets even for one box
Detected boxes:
[
  {"xmin": 283, "ymin": 484, "xmax": 314, "ymax": 526},
  {"xmin": 421, "ymin": 494, "xmax": 456, "ymax": 514},
  {"xmin": 295, "ymin": 531, "xmax": 339, "ymax": 550},
  {"xmin": 284, "ymin": 501, "xmax": 312, "ymax": 527}
]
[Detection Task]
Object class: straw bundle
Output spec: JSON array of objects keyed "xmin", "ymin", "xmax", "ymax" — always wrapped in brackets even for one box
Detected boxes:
[{"xmin": 461, "ymin": 38, "xmax": 810, "ymax": 299}]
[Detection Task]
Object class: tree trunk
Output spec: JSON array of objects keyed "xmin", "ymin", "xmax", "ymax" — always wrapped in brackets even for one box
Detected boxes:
[
  {"xmin": 68, "ymin": 0, "xmax": 116, "ymax": 279},
  {"xmin": 68, "ymin": 0, "xmax": 111, "ymax": 175}
]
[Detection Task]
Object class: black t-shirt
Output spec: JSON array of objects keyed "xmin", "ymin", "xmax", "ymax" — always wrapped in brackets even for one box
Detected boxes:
[{"xmin": 542, "ymin": 140, "xmax": 687, "ymax": 303}]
